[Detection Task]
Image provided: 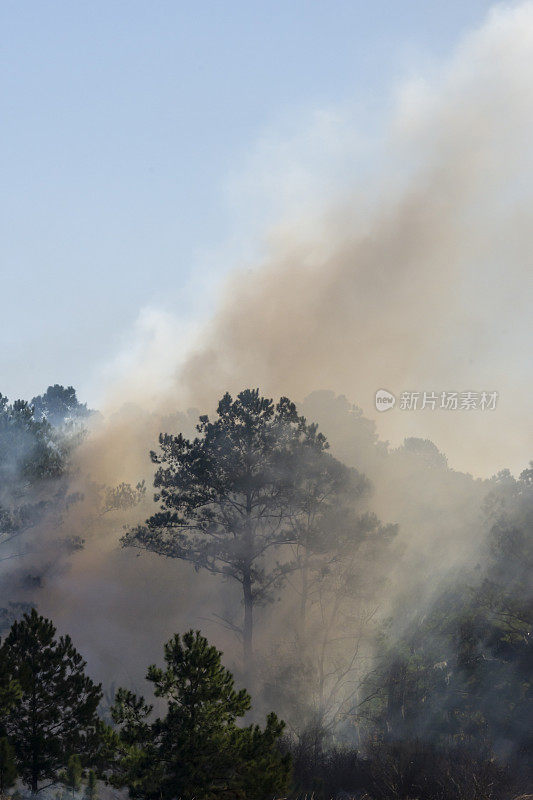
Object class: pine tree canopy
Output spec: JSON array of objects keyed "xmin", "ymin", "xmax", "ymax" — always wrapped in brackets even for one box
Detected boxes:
[
  {"xmin": 111, "ymin": 629, "xmax": 291, "ymax": 800},
  {"xmin": 0, "ymin": 609, "xmax": 103, "ymax": 794},
  {"xmin": 122, "ymin": 388, "xmax": 367, "ymax": 667}
]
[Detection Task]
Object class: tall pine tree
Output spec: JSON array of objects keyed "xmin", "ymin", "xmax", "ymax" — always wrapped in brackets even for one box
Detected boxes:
[
  {"xmin": 1, "ymin": 610, "xmax": 102, "ymax": 793},
  {"xmin": 122, "ymin": 389, "xmax": 347, "ymax": 671}
]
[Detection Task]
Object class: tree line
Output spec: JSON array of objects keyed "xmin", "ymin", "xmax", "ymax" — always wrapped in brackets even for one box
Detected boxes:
[
  {"xmin": 0, "ymin": 608, "xmax": 290, "ymax": 798},
  {"xmin": 0, "ymin": 385, "xmax": 530, "ymax": 798}
]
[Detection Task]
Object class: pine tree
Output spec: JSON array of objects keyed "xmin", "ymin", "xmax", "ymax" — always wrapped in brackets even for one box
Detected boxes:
[
  {"xmin": 122, "ymin": 389, "xmax": 337, "ymax": 670},
  {"xmin": 84, "ymin": 770, "xmax": 98, "ymax": 800},
  {"xmin": 0, "ymin": 646, "xmax": 21, "ymax": 721},
  {"xmin": 0, "ymin": 737, "xmax": 17, "ymax": 793},
  {"xmin": 0, "ymin": 610, "xmax": 102, "ymax": 794},
  {"xmin": 0, "ymin": 393, "xmax": 66, "ymax": 485},
  {"xmin": 31, "ymin": 384, "xmax": 91, "ymax": 427},
  {"xmin": 111, "ymin": 630, "xmax": 291, "ymax": 800},
  {"xmin": 61, "ymin": 755, "xmax": 82, "ymax": 798},
  {"xmin": 0, "ymin": 390, "xmax": 75, "ymax": 565}
]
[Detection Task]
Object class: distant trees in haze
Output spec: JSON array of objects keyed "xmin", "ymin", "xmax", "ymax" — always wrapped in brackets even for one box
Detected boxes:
[
  {"xmin": 0, "ymin": 384, "xmax": 146, "ymax": 616},
  {"xmin": 31, "ymin": 384, "xmax": 93, "ymax": 428},
  {"xmin": 358, "ymin": 463, "xmax": 533, "ymax": 787},
  {"xmin": 0, "ymin": 388, "xmax": 80, "ymax": 570},
  {"xmin": 0, "ymin": 391, "xmax": 68, "ymax": 488}
]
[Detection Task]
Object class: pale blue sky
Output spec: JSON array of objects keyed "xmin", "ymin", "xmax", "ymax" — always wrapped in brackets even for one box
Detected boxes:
[{"xmin": 1, "ymin": 1, "xmax": 496, "ymax": 404}]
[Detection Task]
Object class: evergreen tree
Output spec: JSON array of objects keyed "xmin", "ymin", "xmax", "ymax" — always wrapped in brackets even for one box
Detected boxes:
[
  {"xmin": 0, "ymin": 390, "xmax": 77, "ymax": 564},
  {"xmin": 0, "ymin": 610, "xmax": 103, "ymax": 794},
  {"xmin": 122, "ymin": 389, "xmax": 346, "ymax": 669},
  {"xmin": 0, "ymin": 646, "xmax": 21, "ymax": 724},
  {"xmin": 31, "ymin": 385, "xmax": 91, "ymax": 428},
  {"xmin": 61, "ymin": 755, "xmax": 82, "ymax": 798},
  {"xmin": 111, "ymin": 630, "xmax": 291, "ymax": 800},
  {"xmin": 0, "ymin": 393, "xmax": 66, "ymax": 487},
  {"xmin": 84, "ymin": 770, "xmax": 98, "ymax": 800},
  {"xmin": 0, "ymin": 737, "xmax": 17, "ymax": 793}
]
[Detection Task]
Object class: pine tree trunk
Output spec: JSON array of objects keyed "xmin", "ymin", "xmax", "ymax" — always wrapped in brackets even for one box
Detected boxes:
[
  {"xmin": 243, "ymin": 471, "xmax": 254, "ymax": 681},
  {"xmin": 243, "ymin": 570, "xmax": 253, "ymax": 674},
  {"xmin": 31, "ymin": 682, "xmax": 39, "ymax": 795},
  {"xmin": 299, "ymin": 550, "xmax": 309, "ymax": 637}
]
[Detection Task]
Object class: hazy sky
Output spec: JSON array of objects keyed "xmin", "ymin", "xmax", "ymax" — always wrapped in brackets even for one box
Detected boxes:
[{"xmin": 1, "ymin": 1, "xmax": 496, "ymax": 404}]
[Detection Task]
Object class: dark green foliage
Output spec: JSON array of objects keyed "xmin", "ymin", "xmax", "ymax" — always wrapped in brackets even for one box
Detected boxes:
[
  {"xmin": 0, "ymin": 643, "xmax": 22, "ymax": 722},
  {"xmin": 0, "ymin": 736, "xmax": 17, "ymax": 792},
  {"xmin": 0, "ymin": 609, "xmax": 103, "ymax": 793},
  {"xmin": 111, "ymin": 629, "xmax": 291, "ymax": 800},
  {"xmin": 231, "ymin": 712, "xmax": 292, "ymax": 800},
  {"xmin": 61, "ymin": 754, "xmax": 82, "ymax": 798}
]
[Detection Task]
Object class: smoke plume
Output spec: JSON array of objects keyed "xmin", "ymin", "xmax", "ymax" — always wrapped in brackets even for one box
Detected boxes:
[
  {"xmin": 167, "ymin": 1, "xmax": 532, "ymax": 478},
  {"xmin": 3, "ymin": 4, "xmax": 533, "ymax": 727}
]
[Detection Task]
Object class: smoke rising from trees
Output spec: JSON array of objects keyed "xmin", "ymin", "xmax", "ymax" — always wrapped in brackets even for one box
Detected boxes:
[{"xmin": 0, "ymin": 4, "xmax": 532, "ymax": 796}]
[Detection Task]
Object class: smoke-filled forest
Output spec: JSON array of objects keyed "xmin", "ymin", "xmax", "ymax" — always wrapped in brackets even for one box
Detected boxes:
[
  {"xmin": 2, "ymin": 2, "xmax": 533, "ymax": 799},
  {"xmin": 0, "ymin": 384, "xmax": 530, "ymax": 799}
]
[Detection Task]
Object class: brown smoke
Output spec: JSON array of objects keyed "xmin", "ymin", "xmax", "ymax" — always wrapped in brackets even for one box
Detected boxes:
[
  {"xmin": 14, "ymin": 3, "xmax": 533, "ymax": 695},
  {"xmin": 169, "ymin": 2, "xmax": 532, "ymax": 477}
]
